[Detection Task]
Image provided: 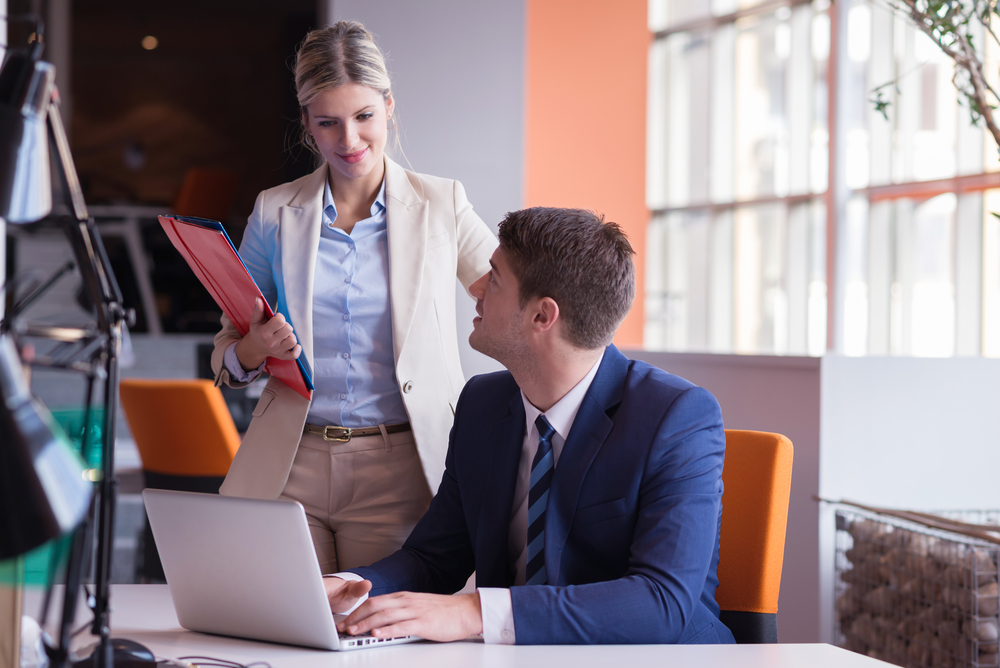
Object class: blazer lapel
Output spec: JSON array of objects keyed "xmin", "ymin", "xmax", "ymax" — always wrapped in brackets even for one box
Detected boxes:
[
  {"xmin": 545, "ymin": 345, "xmax": 630, "ymax": 585},
  {"xmin": 279, "ymin": 164, "xmax": 327, "ymax": 368},
  {"xmin": 384, "ymin": 157, "xmax": 428, "ymax": 360},
  {"xmin": 474, "ymin": 391, "xmax": 525, "ymax": 587}
]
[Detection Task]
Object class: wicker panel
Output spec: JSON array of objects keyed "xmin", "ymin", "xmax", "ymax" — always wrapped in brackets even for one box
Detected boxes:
[{"xmin": 835, "ymin": 509, "xmax": 1000, "ymax": 668}]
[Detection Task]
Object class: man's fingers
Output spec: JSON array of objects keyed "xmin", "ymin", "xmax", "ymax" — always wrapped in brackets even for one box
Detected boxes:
[
  {"xmin": 369, "ymin": 621, "xmax": 419, "ymax": 639},
  {"xmin": 341, "ymin": 594, "xmax": 402, "ymax": 631},
  {"xmin": 345, "ymin": 606, "xmax": 414, "ymax": 636},
  {"xmin": 346, "ymin": 579, "xmax": 372, "ymax": 599}
]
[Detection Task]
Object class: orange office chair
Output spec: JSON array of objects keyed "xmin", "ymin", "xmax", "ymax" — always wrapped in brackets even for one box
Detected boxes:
[
  {"xmin": 716, "ymin": 429, "xmax": 794, "ymax": 643},
  {"xmin": 172, "ymin": 167, "xmax": 239, "ymax": 222},
  {"xmin": 119, "ymin": 378, "xmax": 241, "ymax": 580}
]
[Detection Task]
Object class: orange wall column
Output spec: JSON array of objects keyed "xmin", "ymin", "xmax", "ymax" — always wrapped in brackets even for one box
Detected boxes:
[{"xmin": 524, "ymin": 0, "xmax": 650, "ymax": 348}]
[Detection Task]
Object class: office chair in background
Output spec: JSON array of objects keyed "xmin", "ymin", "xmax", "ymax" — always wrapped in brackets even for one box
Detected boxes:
[
  {"xmin": 715, "ymin": 429, "xmax": 794, "ymax": 643},
  {"xmin": 119, "ymin": 378, "xmax": 240, "ymax": 581},
  {"xmin": 172, "ymin": 167, "xmax": 240, "ymax": 222}
]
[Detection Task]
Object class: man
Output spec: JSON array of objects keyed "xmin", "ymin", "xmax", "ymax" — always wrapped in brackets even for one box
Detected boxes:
[{"xmin": 323, "ymin": 207, "xmax": 735, "ymax": 645}]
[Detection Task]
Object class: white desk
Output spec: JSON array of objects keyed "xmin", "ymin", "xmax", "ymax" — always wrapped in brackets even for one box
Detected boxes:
[{"xmin": 26, "ymin": 585, "xmax": 894, "ymax": 668}]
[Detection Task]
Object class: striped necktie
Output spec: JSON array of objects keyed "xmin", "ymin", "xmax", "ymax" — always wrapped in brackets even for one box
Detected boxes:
[{"xmin": 526, "ymin": 414, "xmax": 555, "ymax": 586}]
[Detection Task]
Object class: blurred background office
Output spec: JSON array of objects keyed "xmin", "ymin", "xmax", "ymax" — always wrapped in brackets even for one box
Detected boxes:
[{"xmin": 4, "ymin": 0, "xmax": 1000, "ymax": 651}]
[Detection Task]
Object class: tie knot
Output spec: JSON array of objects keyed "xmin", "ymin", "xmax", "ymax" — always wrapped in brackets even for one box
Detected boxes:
[{"xmin": 535, "ymin": 414, "xmax": 555, "ymax": 442}]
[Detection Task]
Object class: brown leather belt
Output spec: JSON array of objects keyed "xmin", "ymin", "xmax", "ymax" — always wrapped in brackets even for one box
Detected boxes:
[{"xmin": 303, "ymin": 421, "xmax": 411, "ymax": 443}]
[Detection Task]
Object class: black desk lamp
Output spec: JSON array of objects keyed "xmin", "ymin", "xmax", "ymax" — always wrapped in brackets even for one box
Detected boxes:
[
  {"xmin": 0, "ymin": 332, "xmax": 94, "ymax": 666},
  {"xmin": 0, "ymin": 335, "xmax": 92, "ymax": 558},
  {"xmin": 1, "ymin": 25, "xmax": 144, "ymax": 668}
]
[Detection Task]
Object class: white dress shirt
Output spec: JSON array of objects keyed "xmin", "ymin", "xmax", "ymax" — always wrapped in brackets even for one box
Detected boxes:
[{"xmin": 333, "ymin": 351, "xmax": 605, "ymax": 645}]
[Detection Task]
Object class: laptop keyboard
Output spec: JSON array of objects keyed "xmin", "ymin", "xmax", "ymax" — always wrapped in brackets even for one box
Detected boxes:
[
  {"xmin": 340, "ymin": 632, "xmax": 409, "ymax": 647},
  {"xmin": 339, "ymin": 630, "xmax": 372, "ymax": 639}
]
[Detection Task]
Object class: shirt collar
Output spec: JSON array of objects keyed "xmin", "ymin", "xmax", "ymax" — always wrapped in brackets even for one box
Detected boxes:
[
  {"xmin": 520, "ymin": 349, "xmax": 605, "ymax": 442},
  {"xmin": 322, "ymin": 178, "xmax": 387, "ymax": 227}
]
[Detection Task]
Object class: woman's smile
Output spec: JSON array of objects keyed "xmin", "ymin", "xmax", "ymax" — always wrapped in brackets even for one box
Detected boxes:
[{"xmin": 337, "ymin": 148, "xmax": 369, "ymax": 164}]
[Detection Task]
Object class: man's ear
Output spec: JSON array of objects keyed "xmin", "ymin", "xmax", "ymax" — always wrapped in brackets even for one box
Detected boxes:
[{"xmin": 531, "ymin": 297, "xmax": 560, "ymax": 333}]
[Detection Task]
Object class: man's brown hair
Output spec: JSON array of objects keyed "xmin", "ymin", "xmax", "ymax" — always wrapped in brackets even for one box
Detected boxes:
[{"xmin": 497, "ymin": 207, "xmax": 635, "ymax": 349}]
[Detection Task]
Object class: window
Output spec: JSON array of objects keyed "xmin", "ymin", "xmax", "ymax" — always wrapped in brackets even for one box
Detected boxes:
[{"xmin": 647, "ymin": 0, "xmax": 1000, "ymax": 357}]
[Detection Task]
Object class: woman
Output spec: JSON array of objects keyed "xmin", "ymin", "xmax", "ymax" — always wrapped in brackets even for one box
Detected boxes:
[{"xmin": 210, "ymin": 21, "xmax": 497, "ymax": 573}]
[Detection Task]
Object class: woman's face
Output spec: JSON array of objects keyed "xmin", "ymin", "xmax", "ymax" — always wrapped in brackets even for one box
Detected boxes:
[{"xmin": 303, "ymin": 83, "xmax": 394, "ymax": 187}]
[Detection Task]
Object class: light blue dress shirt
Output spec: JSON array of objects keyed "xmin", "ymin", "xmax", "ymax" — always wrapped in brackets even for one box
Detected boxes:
[{"xmin": 225, "ymin": 178, "xmax": 408, "ymax": 428}]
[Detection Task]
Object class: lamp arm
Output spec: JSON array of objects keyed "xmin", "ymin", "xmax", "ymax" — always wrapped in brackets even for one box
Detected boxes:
[
  {"xmin": 0, "ymin": 260, "xmax": 75, "ymax": 333},
  {"xmin": 46, "ymin": 89, "xmax": 87, "ymax": 222}
]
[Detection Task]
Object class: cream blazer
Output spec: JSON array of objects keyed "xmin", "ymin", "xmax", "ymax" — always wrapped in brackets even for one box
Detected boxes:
[{"xmin": 211, "ymin": 157, "xmax": 498, "ymax": 499}]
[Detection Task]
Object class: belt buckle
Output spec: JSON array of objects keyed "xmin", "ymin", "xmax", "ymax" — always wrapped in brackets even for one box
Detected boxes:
[{"xmin": 322, "ymin": 426, "xmax": 352, "ymax": 442}]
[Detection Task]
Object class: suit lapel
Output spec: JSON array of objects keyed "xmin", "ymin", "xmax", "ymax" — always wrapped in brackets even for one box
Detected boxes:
[
  {"xmin": 475, "ymin": 391, "xmax": 525, "ymax": 587},
  {"xmin": 384, "ymin": 157, "xmax": 428, "ymax": 361},
  {"xmin": 279, "ymin": 164, "xmax": 326, "ymax": 368},
  {"xmin": 545, "ymin": 345, "xmax": 630, "ymax": 585}
]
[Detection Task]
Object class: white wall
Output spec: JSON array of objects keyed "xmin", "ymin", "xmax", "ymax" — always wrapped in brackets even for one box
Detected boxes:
[
  {"xmin": 325, "ymin": 0, "xmax": 525, "ymax": 378},
  {"xmin": 627, "ymin": 350, "xmax": 822, "ymax": 643},
  {"xmin": 817, "ymin": 355, "xmax": 1000, "ymax": 643}
]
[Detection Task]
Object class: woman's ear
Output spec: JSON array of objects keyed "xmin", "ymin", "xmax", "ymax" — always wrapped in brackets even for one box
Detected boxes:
[{"xmin": 385, "ymin": 94, "xmax": 395, "ymax": 120}]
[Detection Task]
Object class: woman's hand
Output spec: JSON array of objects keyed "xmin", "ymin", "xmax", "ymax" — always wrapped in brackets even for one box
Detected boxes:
[{"xmin": 234, "ymin": 298, "xmax": 302, "ymax": 370}]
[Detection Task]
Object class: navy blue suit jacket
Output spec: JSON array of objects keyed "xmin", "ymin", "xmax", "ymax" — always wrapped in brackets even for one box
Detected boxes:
[{"xmin": 352, "ymin": 345, "xmax": 736, "ymax": 645}]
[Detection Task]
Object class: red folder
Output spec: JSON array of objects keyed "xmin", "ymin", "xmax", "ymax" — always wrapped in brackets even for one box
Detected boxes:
[{"xmin": 158, "ymin": 215, "xmax": 314, "ymax": 401}]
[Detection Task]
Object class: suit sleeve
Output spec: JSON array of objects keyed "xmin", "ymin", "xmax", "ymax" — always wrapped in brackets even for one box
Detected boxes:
[
  {"xmin": 452, "ymin": 180, "xmax": 497, "ymax": 291},
  {"xmin": 211, "ymin": 189, "xmax": 279, "ymax": 388},
  {"xmin": 350, "ymin": 387, "xmax": 477, "ymax": 595},
  {"xmin": 510, "ymin": 386, "xmax": 727, "ymax": 644}
]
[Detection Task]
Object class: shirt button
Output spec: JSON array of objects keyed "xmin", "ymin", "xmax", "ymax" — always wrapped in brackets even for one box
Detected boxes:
[
  {"xmin": 343, "ymin": 314, "xmax": 349, "ymax": 320},
  {"xmin": 402, "ymin": 381, "xmax": 413, "ymax": 394},
  {"xmin": 340, "ymin": 393, "xmax": 347, "ymax": 399},
  {"xmin": 343, "ymin": 352, "xmax": 350, "ymax": 359},
  {"xmin": 344, "ymin": 277, "xmax": 350, "ymax": 283},
  {"xmin": 501, "ymin": 630, "xmax": 511, "ymax": 639}
]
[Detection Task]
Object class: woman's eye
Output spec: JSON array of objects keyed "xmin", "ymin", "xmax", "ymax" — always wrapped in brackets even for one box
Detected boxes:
[
  {"xmin": 318, "ymin": 120, "xmax": 336, "ymax": 127},
  {"xmin": 358, "ymin": 113, "xmax": 374, "ymax": 121}
]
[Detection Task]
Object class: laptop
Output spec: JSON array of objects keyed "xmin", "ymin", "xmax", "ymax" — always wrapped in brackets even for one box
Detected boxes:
[{"xmin": 142, "ymin": 489, "xmax": 420, "ymax": 651}]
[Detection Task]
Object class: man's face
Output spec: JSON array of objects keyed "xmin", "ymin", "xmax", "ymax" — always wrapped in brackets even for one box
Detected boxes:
[{"xmin": 468, "ymin": 247, "xmax": 530, "ymax": 366}]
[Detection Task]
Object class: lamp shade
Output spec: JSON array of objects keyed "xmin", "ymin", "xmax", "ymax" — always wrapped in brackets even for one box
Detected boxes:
[
  {"xmin": 0, "ymin": 336, "xmax": 91, "ymax": 559},
  {"xmin": 0, "ymin": 50, "xmax": 54, "ymax": 224}
]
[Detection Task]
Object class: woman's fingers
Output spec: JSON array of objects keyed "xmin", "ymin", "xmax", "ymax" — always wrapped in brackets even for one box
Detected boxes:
[{"xmin": 250, "ymin": 297, "xmax": 267, "ymax": 325}]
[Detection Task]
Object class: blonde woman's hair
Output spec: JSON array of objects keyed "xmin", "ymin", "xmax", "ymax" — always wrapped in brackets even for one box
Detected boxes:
[{"xmin": 293, "ymin": 21, "xmax": 399, "ymax": 156}]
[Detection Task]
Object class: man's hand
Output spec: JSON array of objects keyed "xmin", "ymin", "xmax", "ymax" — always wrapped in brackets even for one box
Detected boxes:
[
  {"xmin": 336, "ymin": 592, "xmax": 483, "ymax": 642},
  {"xmin": 322, "ymin": 576, "xmax": 373, "ymax": 614},
  {"xmin": 234, "ymin": 298, "xmax": 301, "ymax": 370}
]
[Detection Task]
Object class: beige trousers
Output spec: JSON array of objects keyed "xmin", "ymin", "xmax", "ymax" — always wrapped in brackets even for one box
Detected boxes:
[{"xmin": 278, "ymin": 428, "xmax": 432, "ymax": 573}]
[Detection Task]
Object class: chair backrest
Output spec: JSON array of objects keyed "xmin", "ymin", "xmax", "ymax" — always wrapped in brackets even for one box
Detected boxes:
[
  {"xmin": 119, "ymin": 379, "xmax": 240, "ymax": 477},
  {"xmin": 716, "ymin": 429, "xmax": 794, "ymax": 643},
  {"xmin": 172, "ymin": 167, "xmax": 239, "ymax": 222}
]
